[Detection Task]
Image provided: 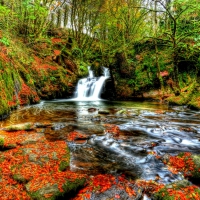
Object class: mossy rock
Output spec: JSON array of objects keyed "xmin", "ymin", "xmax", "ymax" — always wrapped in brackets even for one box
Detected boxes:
[
  {"xmin": 3, "ymin": 122, "xmax": 34, "ymax": 131},
  {"xmin": 167, "ymin": 95, "xmax": 188, "ymax": 106},
  {"xmin": 116, "ymin": 109, "xmax": 127, "ymax": 115},
  {"xmin": 27, "ymin": 178, "xmax": 86, "ymax": 200},
  {"xmin": 168, "ymin": 83, "xmax": 198, "ymax": 107},
  {"xmin": 98, "ymin": 110, "xmax": 110, "ymax": 115},
  {"xmin": 191, "ymin": 155, "xmax": 200, "ymax": 179},
  {"xmin": 0, "ymin": 137, "xmax": 4, "ymax": 149},
  {"xmin": 62, "ymin": 178, "xmax": 86, "ymax": 194},
  {"xmin": 188, "ymin": 95, "xmax": 200, "ymax": 110},
  {"xmin": 13, "ymin": 174, "xmax": 28, "ymax": 183},
  {"xmin": 59, "ymin": 160, "xmax": 69, "ymax": 171},
  {"xmin": 152, "ymin": 180, "xmax": 200, "ymax": 200}
]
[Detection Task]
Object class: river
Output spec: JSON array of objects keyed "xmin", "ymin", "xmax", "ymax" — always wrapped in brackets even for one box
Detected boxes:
[{"xmin": 1, "ymin": 99, "xmax": 200, "ymax": 186}]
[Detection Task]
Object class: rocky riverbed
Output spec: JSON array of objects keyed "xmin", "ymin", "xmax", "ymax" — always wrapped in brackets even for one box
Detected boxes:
[{"xmin": 0, "ymin": 100, "xmax": 200, "ymax": 199}]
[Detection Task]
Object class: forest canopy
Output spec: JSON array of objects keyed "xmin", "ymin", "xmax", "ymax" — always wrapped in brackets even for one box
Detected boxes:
[{"xmin": 0, "ymin": 0, "xmax": 200, "ymax": 108}]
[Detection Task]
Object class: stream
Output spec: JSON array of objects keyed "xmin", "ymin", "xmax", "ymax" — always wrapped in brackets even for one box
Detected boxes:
[{"xmin": 1, "ymin": 100, "xmax": 200, "ymax": 186}]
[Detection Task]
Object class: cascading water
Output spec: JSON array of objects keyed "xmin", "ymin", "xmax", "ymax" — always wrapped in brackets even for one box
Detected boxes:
[{"xmin": 74, "ymin": 66, "xmax": 110, "ymax": 100}]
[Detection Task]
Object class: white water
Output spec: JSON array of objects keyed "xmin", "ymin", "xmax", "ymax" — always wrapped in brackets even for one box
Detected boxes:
[{"xmin": 74, "ymin": 66, "xmax": 110, "ymax": 101}]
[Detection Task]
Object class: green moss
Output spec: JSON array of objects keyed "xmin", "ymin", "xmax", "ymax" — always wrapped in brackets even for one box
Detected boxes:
[
  {"xmin": 59, "ymin": 147, "xmax": 70, "ymax": 171},
  {"xmin": 167, "ymin": 95, "xmax": 187, "ymax": 105},
  {"xmin": 13, "ymin": 174, "xmax": 27, "ymax": 183},
  {"xmin": 167, "ymin": 82, "xmax": 198, "ymax": 106},
  {"xmin": 28, "ymin": 178, "xmax": 86, "ymax": 200},
  {"xmin": 0, "ymin": 156, "xmax": 4, "ymax": 163},
  {"xmin": 62, "ymin": 178, "xmax": 86, "ymax": 194},
  {"xmin": 188, "ymin": 92, "xmax": 200, "ymax": 110},
  {"xmin": 153, "ymin": 180, "xmax": 200, "ymax": 200},
  {"xmin": 28, "ymin": 191, "xmax": 42, "ymax": 200},
  {"xmin": 191, "ymin": 155, "xmax": 200, "ymax": 179},
  {"xmin": 5, "ymin": 123, "xmax": 34, "ymax": 131},
  {"xmin": 0, "ymin": 137, "xmax": 4, "ymax": 148},
  {"xmin": 59, "ymin": 160, "xmax": 69, "ymax": 171}
]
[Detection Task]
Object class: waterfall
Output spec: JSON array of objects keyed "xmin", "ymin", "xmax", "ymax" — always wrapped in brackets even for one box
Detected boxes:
[{"xmin": 74, "ymin": 66, "xmax": 110, "ymax": 100}]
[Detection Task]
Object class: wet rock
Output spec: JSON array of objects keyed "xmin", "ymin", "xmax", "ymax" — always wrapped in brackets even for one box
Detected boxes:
[
  {"xmin": 44, "ymin": 124, "xmax": 77, "ymax": 140},
  {"xmin": 20, "ymin": 133, "xmax": 45, "ymax": 145},
  {"xmin": 88, "ymin": 108, "xmax": 97, "ymax": 112},
  {"xmin": 0, "ymin": 134, "xmax": 19, "ymax": 149},
  {"xmin": 34, "ymin": 122, "xmax": 52, "ymax": 128},
  {"xmin": 73, "ymin": 174, "xmax": 143, "ymax": 200},
  {"xmin": 137, "ymin": 141, "xmax": 160, "ymax": 149},
  {"xmin": 152, "ymin": 180, "xmax": 196, "ymax": 200},
  {"xmin": 13, "ymin": 174, "xmax": 28, "ymax": 183},
  {"xmin": 116, "ymin": 109, "xmax": 128, "ymax": 115},
  {"xmin": 73, "ymin": 124, "xmax": 105, "ymax": 135},
  {"xmin": 26, "ymin": 176, "xmax": 86, "ymax": 200},
  {"xmin": 121, "ymin": 145, "xmax": 147, "ymax": 155},
  {"xmin": 51, "ymin": 123, "xmax": 66, "ymax": 130},
  {"xmin": 191, "ymin": 154, "xmax": 200, "ymax": 179},
  {"xmin": 98, "ymin": 110, "xmax": 110, "ymax": 115},
  {"xmin": 179, "ymin": 126, "xmax": 198, "ymax": 133},
  {"xmin": 91, "ymin": 115, "xmax": 102, "ymax": 121},
  {"xmin": 0, "ymin": 137, "xmax": 4, "ymax": 149},
  {"xmin": 26, "ymin": 183, "xmax": 59, "ymax": 199},
  {"xmin": 73, "ymin": 139, "xmax": 87, "ymax": 144},
  {"xmin": 93, "ymin": 184, "xmax": 142, "ymax": 200},
  {"xmin": 3, "ymin": 122, "xmax": 34, "ymax": 131},
  {"xmin": 160, "ymin": 153, "xmax": 171, "ymax": 163},
  {"xmin": 67, "ymin": 131, "xmax": 90, "ymax": 142}
]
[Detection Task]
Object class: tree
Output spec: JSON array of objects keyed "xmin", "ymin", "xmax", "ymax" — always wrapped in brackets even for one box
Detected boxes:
[
  {"xmin": 151, "ymin": 0, "xmax": 200, "ymax": 94},
  {"xmin": 95, "ymin": 0, "xmax": 149, "ymax": 65}
]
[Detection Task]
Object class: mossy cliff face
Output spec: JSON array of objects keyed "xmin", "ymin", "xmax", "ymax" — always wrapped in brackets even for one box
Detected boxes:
[{"xmin": 0, "ymin": 32, "xmax": 81, "ymax": 118}]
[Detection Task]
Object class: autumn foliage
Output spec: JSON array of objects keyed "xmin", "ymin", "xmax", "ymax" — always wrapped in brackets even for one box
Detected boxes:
[
  {"xmin": 104, "ymin": 124, "xmax": 121, "ymax": 136},
  {"xmin": 72, "ymin": 174, "xmax": 136, "ymax": 200},
  {"xmin": 18, "ymin": 83, "xmax": 40, "ymax": 105},
  {"xmin": 0, "ymin": 129, "xmax": 86, "ymax": 199},
  {"xmin": 167, "ymin": 152, "xmax": 200, "ymax": 178}
]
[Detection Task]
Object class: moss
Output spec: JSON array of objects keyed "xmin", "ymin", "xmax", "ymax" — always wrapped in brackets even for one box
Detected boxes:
[
  {"xmin": 191, "ymin": 155, "xmax": 200, "ymax": 179},
  {"xmin": 28, "ymin": 178, "xmax": 86, "ymax": 200},
  {"xmin": 0, "ymin": 33, "xmax": 74, "ymax": 117},
  {"xmin": 28, "ymin": 191, "xmax": 43, "ymax": 200},
  {"xmin": 13, "ymin": 174, "xmax": 27, "ymax": 183},
  {"xmin": 4, "ymin": 123, "xmax": 34, "ymax": 131},
  {"xmin": 59, "ymin": 147, "xmax": 70, "ymax": 171},
  {"xmin": 188, "ymin": 93, "xmax": 200, "ymax": 110},
  {"xmin": 59, "ymin": 160, "xmax": 69, "ymax": 171},
  {"xmin": 153, "ymin": 180, "xmax": 200, "ymax": 200},
  {"xmin": 167, "ymin": 95, "xmax": 187, "ymax": 105},
  {"xmin": 0, "ymin": 137, "xmax": 4, "ymax": 148},
  {"xmin": 62, "ymin": 178, "xmax": 86, "ymax": 194},
  {"xmin": 167, "ymin": 82, "xmax": 199, "ymax": 107}
]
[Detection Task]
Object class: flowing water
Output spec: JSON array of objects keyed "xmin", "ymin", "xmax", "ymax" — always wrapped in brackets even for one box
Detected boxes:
[
  {"xmin": 1, "ymin": 100, "xmax": 200, "ymax": 184},
  {"xmin": 73, "ymin": 66, "xmax": 110, "ymax": 100}
]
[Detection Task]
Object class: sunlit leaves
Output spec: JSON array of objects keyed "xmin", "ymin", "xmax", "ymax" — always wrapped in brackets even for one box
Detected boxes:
[
  {"xmin": 167, "ymin": 152, "xmax": 198, "ymax": 177},
  {"xmin": 0, "ymin": 129, "xmax": 86, "ymax": 199},
  {"xmin": 104, "ymin": 124, "xmax": 120, "ymax": 136},
  {"xmin": 73, "ymin": 174, "xmax": 137, "ymax": 200}
]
